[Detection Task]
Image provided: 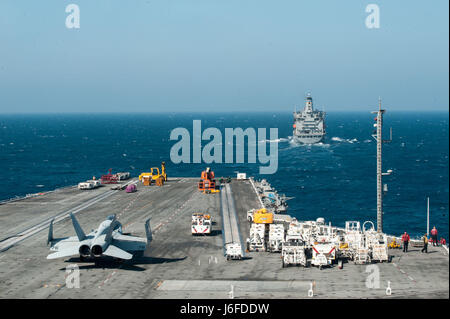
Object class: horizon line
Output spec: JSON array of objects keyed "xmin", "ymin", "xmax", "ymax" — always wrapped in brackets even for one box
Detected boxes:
[{"xmin": 0, "ymin": 110, "xmax": 449, "ymax": 115}]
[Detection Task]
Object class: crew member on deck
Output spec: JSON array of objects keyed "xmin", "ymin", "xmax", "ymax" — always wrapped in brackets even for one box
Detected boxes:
[
  {"xmin": 430, "ymin": 227, "xmax": 438, "ymax": 247},
  {"xmin": 401, "ymin": 232, "xmax": 410, "ymax": 253},
  {"xmin": 421, "ymin": 234, "xmax": 428, "ymax": 253}
]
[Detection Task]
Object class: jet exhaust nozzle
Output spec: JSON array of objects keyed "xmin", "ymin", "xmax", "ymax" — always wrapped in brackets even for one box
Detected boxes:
[
  {"xmin": 79, "ymin": 245, "xmax": 91, "ymax": 257},
  {"xmin": 91, "ymin": 245, "xmax": 103, "ymax": 257}
]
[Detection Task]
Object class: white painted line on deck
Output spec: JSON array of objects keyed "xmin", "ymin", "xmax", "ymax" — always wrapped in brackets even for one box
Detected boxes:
[
  {"xmin": 392, "ymin": 261, "xmax": 416, "ymax": 283},
  {"xmin": 98, "ymin": 270, "xmax": 117, "ymax": 289}
]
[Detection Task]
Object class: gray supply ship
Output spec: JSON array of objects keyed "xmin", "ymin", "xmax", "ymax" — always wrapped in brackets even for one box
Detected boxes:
[{"xmin": 293, "ymin": 93, "xmax": 326, "ymax": 144}]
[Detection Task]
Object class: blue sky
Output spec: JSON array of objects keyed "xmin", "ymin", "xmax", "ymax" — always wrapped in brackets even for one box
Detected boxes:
[{"xmin": 0, "ymin": 0, "xmax": 448, "ymax": 113}]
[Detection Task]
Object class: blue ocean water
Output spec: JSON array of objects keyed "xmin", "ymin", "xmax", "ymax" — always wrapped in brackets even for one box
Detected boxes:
[{"xmin": 0, "ymin": 112, "xmax": 448, "ymax": 240}]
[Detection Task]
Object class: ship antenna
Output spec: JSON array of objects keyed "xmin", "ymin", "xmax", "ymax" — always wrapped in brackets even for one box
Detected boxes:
[{"xmin": 371, "ymin": 97, "xmax": 393, "ymax": 233}]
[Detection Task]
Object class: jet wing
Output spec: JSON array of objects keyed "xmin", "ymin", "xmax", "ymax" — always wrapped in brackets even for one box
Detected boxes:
[
  {"xmin": 49, "ymin": 236, "xmax": 80, "ymax": 251},
  {"xmin": 103, "ymin": 245, "xmax": 133, "ymax": 260},
  {"xmin": 47, "ymin": 244, "xmax": 80, "ymax": 260},
  {"xmin": 112, "ymin": 234, "xmax": 147, "ymax": 252},
  {"xmin": 49, "ymin": 236, "xmax": 72, "ymax": 246}
]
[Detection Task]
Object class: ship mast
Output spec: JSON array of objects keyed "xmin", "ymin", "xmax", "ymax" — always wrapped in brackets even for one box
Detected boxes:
[
  {"xmin": 305, "ymin": 92, "xmax": 313, "ymax": 112},
  {"xmin": 371, "ymin": 98, "xmax": 392, "ymax": 233}
]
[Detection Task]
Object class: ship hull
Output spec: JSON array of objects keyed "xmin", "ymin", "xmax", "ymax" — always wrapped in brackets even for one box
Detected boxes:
[{"xmin": 293, "ymin": 134, "xmax": 324, "ymax": 144}]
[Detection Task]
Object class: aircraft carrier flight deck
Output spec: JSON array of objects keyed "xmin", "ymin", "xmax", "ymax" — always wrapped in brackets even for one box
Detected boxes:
[{"xmin": 0, "ymin": 178, "xmax": 448, "ymax": 299}]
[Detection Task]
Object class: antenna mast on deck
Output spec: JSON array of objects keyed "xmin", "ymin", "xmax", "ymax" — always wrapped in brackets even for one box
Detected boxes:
[{"xmin": 371, "ymin": 98, "xmax": 392, "ymax": 233}]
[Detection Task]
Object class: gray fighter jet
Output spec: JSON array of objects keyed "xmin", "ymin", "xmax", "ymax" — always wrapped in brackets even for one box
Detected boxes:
[{"xmin": 47, "ymin": 213, "xmax": 152, "ymax": 261}]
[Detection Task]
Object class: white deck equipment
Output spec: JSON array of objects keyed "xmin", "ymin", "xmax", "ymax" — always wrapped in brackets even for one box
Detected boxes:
[
  {"xmin": 247, "ymin": 223, "xmax": 266, "ymax": 252},
  {"xmin": 78, "ymin": 182, "xmax": 95, "ymax": 190},
  {"xmin": 268, "ymin": 224, "xmax": 285, "ymax": 252},
  {"xmin": 311, "ymin": 243, "xmax": 336, "ymax": 269},
  {"xmin": 191, "ymin": 213, "xmax": 212, "ymax": 235},
  {"xmin": 282, "ymin": 242, "xmax": 307, "ymax": 267}
]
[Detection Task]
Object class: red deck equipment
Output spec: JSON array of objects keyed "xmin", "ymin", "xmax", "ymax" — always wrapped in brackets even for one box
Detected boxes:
[{"xmin": 101, "ymin": 169, "xmax": 119, "ymax": 184}]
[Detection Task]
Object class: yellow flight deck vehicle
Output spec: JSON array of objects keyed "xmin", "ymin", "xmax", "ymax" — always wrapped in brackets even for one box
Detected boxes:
[
  {"xmin": 247, "ymin": 208, "xmax": 274, "ymax": 224},
  {"xmin": 253, "ymin": 208, "xmax": 274, "ymax": 224},
  {"xmin": 388, "ymin": 238, "xmax": 401, "ymax": 249},
  {"xmin": 139, "ymin": 162, "xmax": 167, "ymax": 185}
]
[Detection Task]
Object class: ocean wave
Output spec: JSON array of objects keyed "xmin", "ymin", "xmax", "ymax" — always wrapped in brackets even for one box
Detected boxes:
[
  {"xmin": 258, "ymin": 137, "xmax": 289, "ymax": 144},
  {"xmin": 286, "ymin": 136, "xmax": 330, "ymax": 148},
  {"xmin": 331, "ymin": 136, "xmax": 358, "ymax": 144}
]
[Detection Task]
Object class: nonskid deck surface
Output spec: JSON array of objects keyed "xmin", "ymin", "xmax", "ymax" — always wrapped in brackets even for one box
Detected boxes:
[{"xmin": 0, "ymin": 178, "xmax": 448, "ymax": 299}]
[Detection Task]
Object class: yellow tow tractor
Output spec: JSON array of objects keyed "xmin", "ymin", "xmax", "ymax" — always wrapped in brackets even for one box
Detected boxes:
[
  {"xmin": 139, "ymin": 162, "xmax": 167, "ymax": 186},
  {"xmin": 388, "ymin": 238, "xmax": 401, "ymax": 249},
  {"xmin": 247, "ymin": 208, "xmax": 274, "ymax": 224}
]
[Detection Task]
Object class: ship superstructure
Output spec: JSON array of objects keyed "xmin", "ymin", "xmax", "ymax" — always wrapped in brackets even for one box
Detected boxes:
[{"xmin": 293, "ymin": 93, "xmax": 326, "ymax": 144}]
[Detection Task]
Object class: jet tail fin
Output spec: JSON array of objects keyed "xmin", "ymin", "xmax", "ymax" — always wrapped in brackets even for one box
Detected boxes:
[
  {"xmin": 47, "ymin": 218, "xmax": 54, "ymax": 246},
  {"xmin": 145, "ymin": 218, "xmax": 152, "ymax": 244},
  {"xmin": 105, "ymin": 214, "xmax": 118, "ymax": 243},
  {"xmin": 70, "ymin": 213, "xmax": 86, "ymax": 241}
]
